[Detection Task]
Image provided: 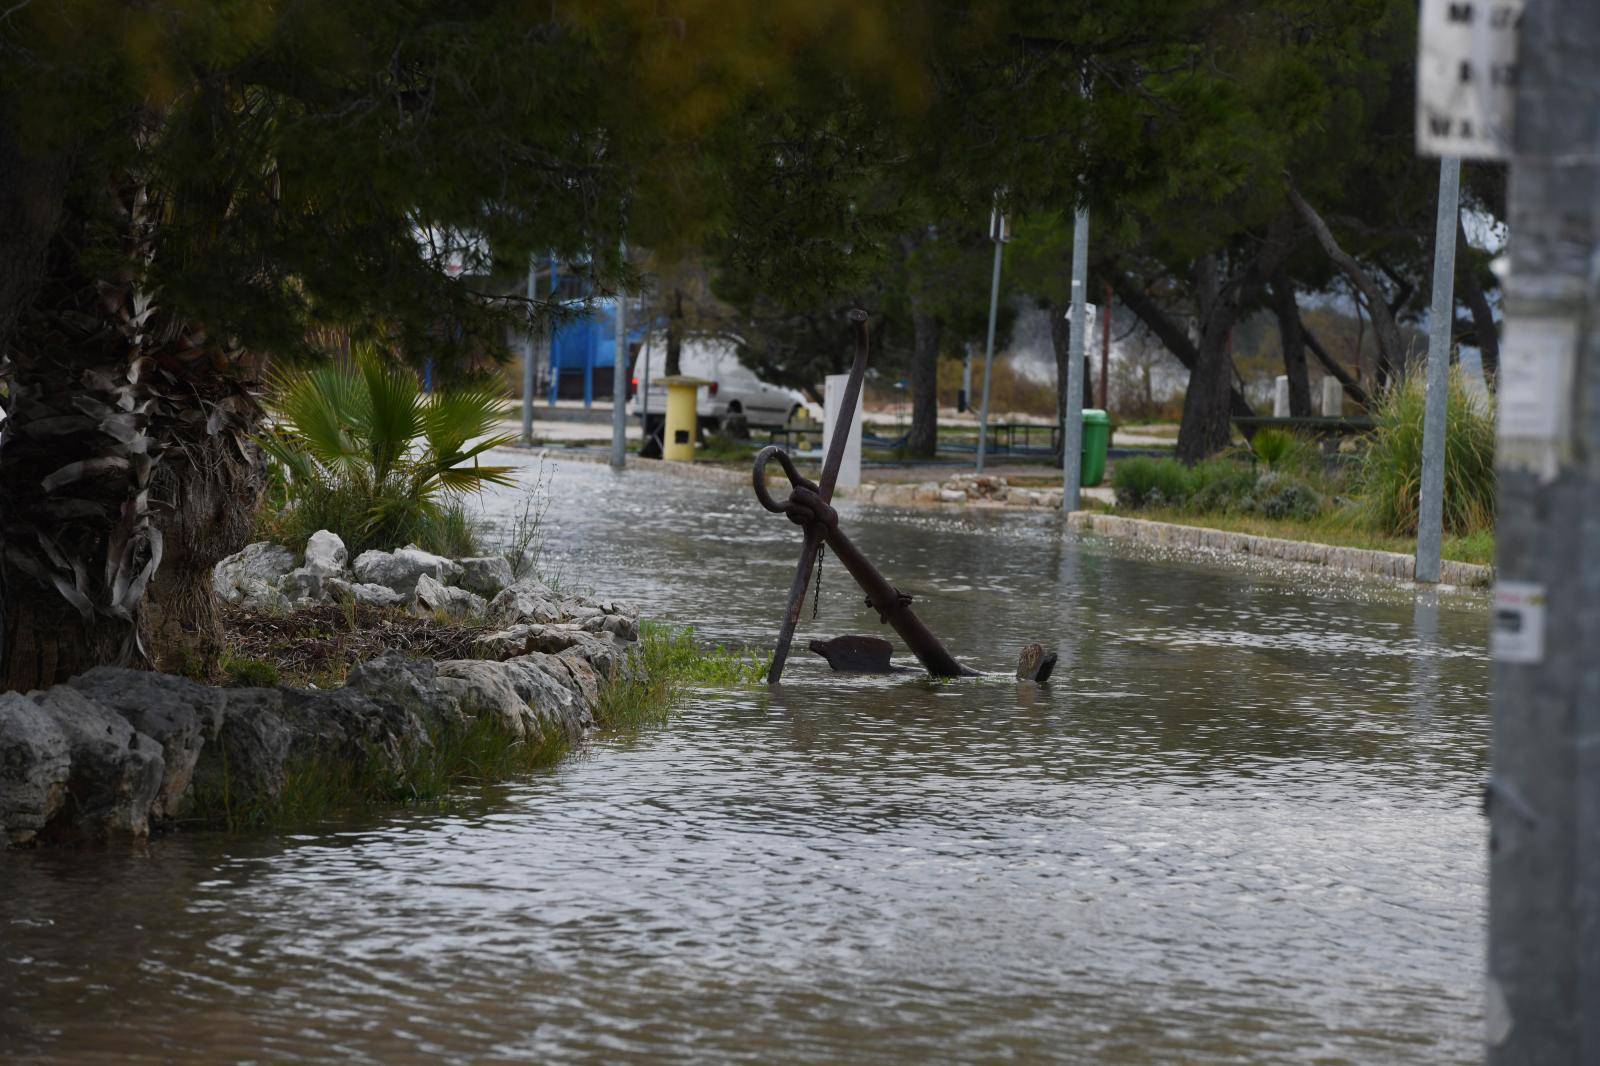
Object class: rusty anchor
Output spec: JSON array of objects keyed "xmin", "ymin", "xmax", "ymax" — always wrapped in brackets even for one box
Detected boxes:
[{"xmin": 755, "ymin": 308, "xmax": 978, "ymax": 683}]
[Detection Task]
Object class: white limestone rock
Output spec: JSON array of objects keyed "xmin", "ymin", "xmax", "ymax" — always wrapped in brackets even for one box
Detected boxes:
[
  {"xmin": 453, "ymin": 555, "xmax": 514, "ymax": 598},
  {"xmin": 213, "ymin": 542, "xmax": 296, "ymax": 603},
  {"xmin": 303, "ymin": 529, "xmax": 348, "ymax": 575},
  {"xmin": 352, "ymin": 547, "xmax": 462, "ymax": 596},
  {"xmin": 413, "ymin": 573, "xmax": 487, "ymax": 620}
]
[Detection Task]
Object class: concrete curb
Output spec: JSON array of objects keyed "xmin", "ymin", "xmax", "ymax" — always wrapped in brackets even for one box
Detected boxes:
[{"xmin": 1065, "ymin": 511, "xmax": 1493, "ymax": 588}]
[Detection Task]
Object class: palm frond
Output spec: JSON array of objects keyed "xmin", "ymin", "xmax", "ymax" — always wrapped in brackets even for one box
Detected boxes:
[
  {"xmin": 356, "ymin": 352, "xmax": 422, "ymax": 485},
  {"xmin": 420, "ymin": 387, "xmax": 513, "ymax": 459},
  {"xmin": 434, "ymin": 463, "xmax": 520, "ymax": 495}
]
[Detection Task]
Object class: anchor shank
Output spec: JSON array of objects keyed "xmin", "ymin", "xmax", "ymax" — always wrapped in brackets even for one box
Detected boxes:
[
  {"xmin": 815, "ymin": 309, "xmax": 871, "ymax": 503},
  {"xmin": 818, "ymin": 523, "xmax": 974, "ymax": 678},
  {"xmin": 765, "ymin": 525, "xmax": 823, "ymax": 685}
]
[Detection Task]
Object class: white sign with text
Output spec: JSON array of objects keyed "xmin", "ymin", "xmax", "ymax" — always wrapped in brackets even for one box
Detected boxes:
[{"xmin": 1417, "ymin": 0, "xmax": 1524, "ymax": 159}]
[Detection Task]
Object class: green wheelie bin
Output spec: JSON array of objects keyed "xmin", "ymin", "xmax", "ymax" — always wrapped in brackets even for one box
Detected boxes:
[{"xmin": 1079, "ymin": 409, "xmax": 1110, "ymax": 487}]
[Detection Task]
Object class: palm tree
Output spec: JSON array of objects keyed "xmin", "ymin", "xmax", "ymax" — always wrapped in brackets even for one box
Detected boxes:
[{"xmin": 261, "ymin": 351, "xmax": 519, "ymax": 555}]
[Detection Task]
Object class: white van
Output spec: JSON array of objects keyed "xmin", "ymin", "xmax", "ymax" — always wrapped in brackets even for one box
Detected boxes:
[{"xmin": 626, "ymin": 333, "xmax": 813, "ymax": 431}]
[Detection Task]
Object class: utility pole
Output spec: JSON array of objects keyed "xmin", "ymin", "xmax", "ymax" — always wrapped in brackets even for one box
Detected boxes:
[
  {"xmin": 975, "ymin": 198, "xmax": 1009, "ymax": 473},
  {"xmin": 521, "ymin": 256, "xmax": 537, "ymax": 446},
  {"xmin": 1415, "ymin": 156, "xmax": 1460, "ymax": 584},
  {"xmin": 1061, "ymin": 206, "xmax": 1089, "ymax": 512},
  {"xmin": 610, "ymin": 245, "xmax": 629, "ymax": 469},
  {"xmin": 1486, "ymin": 1, "xmax": 1600, "ymax": 1062}
]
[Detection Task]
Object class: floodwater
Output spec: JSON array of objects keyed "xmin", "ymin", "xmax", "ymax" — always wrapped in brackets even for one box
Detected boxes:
[{"xmin": 1, "ymin": 455, "xmax": 1490, "ymax": 1064}]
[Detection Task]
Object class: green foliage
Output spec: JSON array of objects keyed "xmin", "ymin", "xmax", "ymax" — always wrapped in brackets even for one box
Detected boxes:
[
  {"xmin": 260, "ymin": 350, "xmax": 515, "ymax": 555},
  {"xmin": 220, "ymin": 655, "xmax": 281, "ymax": 688},
  {"xmin": 1251, "ymin": 471, "xmax": 1325, "ymax": 521},
  {"xmin": 1357, "ymin": 369, "xmax": 1496, "ymax": 537},
  {"xmin": 1112, "ymin": 456, "xmax": 1193, "ymax": 509},
  {"xmin": 1250, "ymin": 428, "xmax": 1307, "ymax": 469},
  {"xmin": 597, "ymin": 622, "xmax": 768, "ymax": 732},
  {"xmin": 1114, "ymin": 455, "xmax": 1328, "ymax": 521},
  {"xmin": 1186, "ymin": 459, "xmax": 1261, "ymax": 513}
]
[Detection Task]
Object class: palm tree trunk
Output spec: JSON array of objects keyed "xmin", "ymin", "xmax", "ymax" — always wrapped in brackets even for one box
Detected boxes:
[
  {"xmin": 1, "ymin": 172, "xmax": 263, "ymax": 689},
  {"xmin": 144, "ymin": 372, "xmax": 265, "ymax": 676},
  {"xmin": 1, "ymin": 313, "xmax": 162, "ymax": 689}
]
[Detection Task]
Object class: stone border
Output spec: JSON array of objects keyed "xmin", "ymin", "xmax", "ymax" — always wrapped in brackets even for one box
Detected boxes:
[{"xmin": 1066, "ymin": 511, "xmax": 1493, "ymax": 588}]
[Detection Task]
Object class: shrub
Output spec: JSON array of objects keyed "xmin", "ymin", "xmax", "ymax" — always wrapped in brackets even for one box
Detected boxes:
[
  {"xmin": 1250, "ymin": 472, "xmax": 1325, "ymax": 520},
  {"xmin": 1357, "ymin": 368, "xmax": 1495, "ymax": 536},
  {"xmin": 1113, "ymin": 456, "xmax": 1193, "ymax": 509},
  {"xmin": 1250, "ymin": 427, "xmax": 1312, "ymax": 471},
  {"xmin": 260, "ymin": 350, "xmax": 518, "ymax": 555},
  {"xmin": 1186, "ymin": 459, "xmax": 1259, "ymax": 513}
]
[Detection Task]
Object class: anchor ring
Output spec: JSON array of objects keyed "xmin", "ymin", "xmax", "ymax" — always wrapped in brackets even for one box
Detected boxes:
[{"xmin": 752, "ymin": 446, "xmax": 817, "ymax": 515}]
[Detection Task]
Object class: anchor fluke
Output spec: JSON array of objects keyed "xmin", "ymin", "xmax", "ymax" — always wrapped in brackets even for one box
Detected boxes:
[
  {"xmin": 1016, "ymin": 643, "xmax": 1058, "ymax": 684},
  {"xmin": 809, "ymin": 634, "xmax": 902, "ymax": 674}
]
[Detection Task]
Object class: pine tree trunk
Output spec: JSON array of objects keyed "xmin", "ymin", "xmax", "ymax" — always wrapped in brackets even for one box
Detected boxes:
[
  {"xmin": 906, "ymin": 292, "xmax": 941, "ymax": 458},
  {"xmin": 1176, "ymin": 255, "xmax": 1241, "ymax": 463},
  {"xmin": 665, "ymin": 288, "xmax": 683, "ymax": 378},
  {"xmin": 1269, "ymin": 273, "xmax": 1313, "ymax": 416}
]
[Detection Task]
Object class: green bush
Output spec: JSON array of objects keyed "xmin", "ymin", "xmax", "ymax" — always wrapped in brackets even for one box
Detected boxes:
[
  {"xmin": 260, "ymin": 350, "xmax": 518, "ymax": 555},
  {"xmin": 1112, "ymin": 456, "xmax": 1193, "ymax": 509},
  {"xmin": 1250, "ymin": 427, "xmax": 1306, "ymax": 469},
  {"xmin": 1357, "ymin": 368, "xmax": 1496, "ymax": 536},
  {"xmin": 1249, "ymin": 471, "xmax": 1324, "ymax": 520},
  {"xmin": 1187, "ymin": 459, "xmax": 1259, "ymax": 513}
]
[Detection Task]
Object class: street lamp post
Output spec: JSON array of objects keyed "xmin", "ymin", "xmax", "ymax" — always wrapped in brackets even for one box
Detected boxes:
[{"xmin": 975, "ymin": 199, "xmax": 1010, "ymax": 474}]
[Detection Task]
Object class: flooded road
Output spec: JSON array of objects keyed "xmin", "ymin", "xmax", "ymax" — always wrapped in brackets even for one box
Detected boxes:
[{"xmin": 1, "ymin": 456, "xmax": 1490, "ymax": 1063}]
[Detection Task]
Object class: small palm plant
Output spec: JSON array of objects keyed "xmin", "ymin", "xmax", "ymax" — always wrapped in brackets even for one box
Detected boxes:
[{"xmin": 260, "ymin": 350, "xmax": 518, "ymax": 555}]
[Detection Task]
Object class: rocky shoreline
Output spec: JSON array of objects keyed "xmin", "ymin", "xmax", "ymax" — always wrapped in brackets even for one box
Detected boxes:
[{"xmin": 1, "ymin": 532, "xmax": 642, "ymax": 848}]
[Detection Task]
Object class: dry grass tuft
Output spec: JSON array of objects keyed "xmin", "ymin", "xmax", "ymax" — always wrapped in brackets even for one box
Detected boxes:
[{"xmin": 218, "ymin": 602, "xmax": 488, "ymax": 687}]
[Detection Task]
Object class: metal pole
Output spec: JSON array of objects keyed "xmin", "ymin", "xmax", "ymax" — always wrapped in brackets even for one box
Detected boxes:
[
  {"xmin": 1488, "ymin": 0, "xmax": 1600, "ymax": 1062},
  {"xmin": 975, "ymin": 240, "xmax": 1004, "ymax": 473},
  {"xmin": 1061, "ymin": 206, "xmax": 1089, "ymax": 512},
  {"xmin": 611, "ymin": 244, "xmax": 628, "ymax": 469},
  {"xmin": 1415, "ymin": 156, "xmax": 1460, "ymax": 584},
  {"xmin": 521, "ymin": 256, "xmax": 536, "ymax": 446},
  {"xmin": 961, "ymin": 344, "xmax": 973, "ymax": 413},
  {"xmin": 1099, "ymin": 280, "xmax": 1113, "ymax": 410}
]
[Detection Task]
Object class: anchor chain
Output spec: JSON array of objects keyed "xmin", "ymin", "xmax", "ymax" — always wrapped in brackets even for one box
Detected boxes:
[{"xmin": 812, "ymin": 544, "xmax": 824, "ymax": 620}]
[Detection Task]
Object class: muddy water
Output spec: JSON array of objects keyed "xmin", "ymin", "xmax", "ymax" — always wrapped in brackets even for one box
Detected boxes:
[{"xmin": 1, "ymin": 456, "xmax": 1489, "ymax": 1063}]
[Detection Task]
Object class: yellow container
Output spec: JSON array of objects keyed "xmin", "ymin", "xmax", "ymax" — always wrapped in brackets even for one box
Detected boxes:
[{"xmin": 660, "ymin": 376, "xmax": 709, "ymax": 462}]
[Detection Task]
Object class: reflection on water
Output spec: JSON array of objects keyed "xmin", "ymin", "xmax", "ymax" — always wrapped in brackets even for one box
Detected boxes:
[{"xmin": 1, "ymin": 456, "xmax": 1489, "ymax": 1064}]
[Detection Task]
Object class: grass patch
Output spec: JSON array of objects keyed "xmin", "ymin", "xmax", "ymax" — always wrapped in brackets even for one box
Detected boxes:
[
  {"xmin": 1131, "ymin": 506, "xmax": 1494, "ymax": 566},
  {"xmin": 597, "ymin": 621, "xmax": 769, "ymax": 732}
]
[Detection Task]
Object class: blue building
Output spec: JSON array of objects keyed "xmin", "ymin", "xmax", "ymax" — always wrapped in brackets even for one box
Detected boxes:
[{"xmin": 546, "ymin": 261, "xmax": 651, "ymax": 405}]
